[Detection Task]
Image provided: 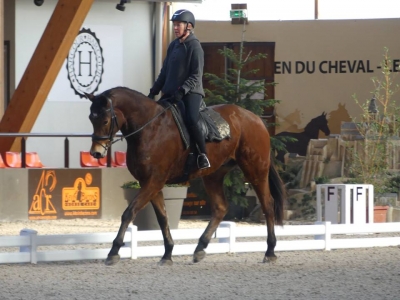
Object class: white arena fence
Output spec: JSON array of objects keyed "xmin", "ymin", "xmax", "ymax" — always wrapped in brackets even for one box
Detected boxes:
[{"xmin": 1, "ymin": 221, "xmax": 400, "ymax": 264}]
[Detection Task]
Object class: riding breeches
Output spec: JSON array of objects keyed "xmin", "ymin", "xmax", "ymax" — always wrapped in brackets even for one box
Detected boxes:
[{"xmin": 182, "ymin": 93, "xmax": 207, "ymax": 154}]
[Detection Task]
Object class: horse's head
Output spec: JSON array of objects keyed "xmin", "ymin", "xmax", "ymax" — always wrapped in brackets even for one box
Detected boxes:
[
  {"xmin": 318, "ymin": 112, "xmax": 331, "ymax": 136},
  {"xmin": 86, "ymin": 92, "xmax": 121, "ymax": 158},
  {"xmin": 304, "ymin": 112, "xmax": 331, "ymax": 137}
]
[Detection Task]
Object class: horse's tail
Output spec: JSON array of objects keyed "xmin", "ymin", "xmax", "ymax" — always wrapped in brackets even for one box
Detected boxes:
[{"xmin": 269, "ymin": 156, "xmax": 286, "ymax": 226}]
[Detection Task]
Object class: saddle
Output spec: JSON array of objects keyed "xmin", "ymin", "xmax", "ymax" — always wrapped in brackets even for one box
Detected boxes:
[
  {"xmin": 159, "ymin": 99, "xmax": 231, "ymax": 149},
  {"xmin": 158, "ymin": 99, "xmax": 231, "ymax": 182}
]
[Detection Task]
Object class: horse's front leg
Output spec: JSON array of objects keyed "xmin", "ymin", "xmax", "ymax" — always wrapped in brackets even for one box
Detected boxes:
[
  {"xmin": 151, "ymin": 192, "xmax": 174, "ymax": 266},
  {"xmin": 105, "ymin": 188, "xmax": 158, "ymax": 266}
]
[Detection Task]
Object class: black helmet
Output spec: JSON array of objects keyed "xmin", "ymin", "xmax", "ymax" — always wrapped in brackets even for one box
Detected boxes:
[{"xmin": 171, "ymin": 9, "xmax": 195, "ymax": 28}]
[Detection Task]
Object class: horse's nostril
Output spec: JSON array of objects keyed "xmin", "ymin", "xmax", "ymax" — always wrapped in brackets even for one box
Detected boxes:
[{"xmin": 92, "ymin": 152, "xmax": 101, "ymax": 159}]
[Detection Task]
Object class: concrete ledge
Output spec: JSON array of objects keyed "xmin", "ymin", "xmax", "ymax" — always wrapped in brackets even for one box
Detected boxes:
[
  {"xmin": 0, "ymin": 169, "xmax": 29, "ymax": 221},
  {"xmin": 388, "ymin": 207, "xmax": 400, "ymax": 222}
]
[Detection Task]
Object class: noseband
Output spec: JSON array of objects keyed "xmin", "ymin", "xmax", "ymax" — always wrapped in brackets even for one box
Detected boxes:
[{"xmin": 91, "ymin": 96, "xmax": 172, "ymax": 151}]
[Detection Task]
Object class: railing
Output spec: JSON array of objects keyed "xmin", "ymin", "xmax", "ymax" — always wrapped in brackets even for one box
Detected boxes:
[
  {"xmin": 1, "ymin": 221, "xmax": 400, "ymax": 264},
  {"xmin": 0, "ymin": 133, "xmax": 123, "ymax": 168}
]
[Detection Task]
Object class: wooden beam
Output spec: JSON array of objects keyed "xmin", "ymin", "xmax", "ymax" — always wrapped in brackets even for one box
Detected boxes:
[{"xmin": 0, "ymin": 0, "xmax": 94, "ymax": 153}]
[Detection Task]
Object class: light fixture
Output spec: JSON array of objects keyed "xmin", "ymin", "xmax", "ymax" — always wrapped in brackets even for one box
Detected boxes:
[
  {"xmin": 34, "ymin": 0, "xmax": 44, "ymax": 6},
  {"xmin": 116, "ymin": 0, "xmax": 127, "ymax": 11}
]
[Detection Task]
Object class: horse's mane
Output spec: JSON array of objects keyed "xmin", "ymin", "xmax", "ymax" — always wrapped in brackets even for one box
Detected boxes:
[
  {"xmin": 304, "ymin": 114, "xmax": 325, "ymax": 132},
  {"xmin": 102, "ymin": 86, "xmax": 147, "ymax": 99}
]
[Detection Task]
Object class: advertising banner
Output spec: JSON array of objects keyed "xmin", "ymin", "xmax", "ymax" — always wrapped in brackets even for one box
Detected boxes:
[{"xmin": 28, "ymin": 169, "xmax": 101, "ymax": 220}]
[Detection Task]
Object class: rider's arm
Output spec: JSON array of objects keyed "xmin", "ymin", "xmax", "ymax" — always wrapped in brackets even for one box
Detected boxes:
[{"xmin": 180, "ymin": 44, "xmax": 204, "ymax": 95}]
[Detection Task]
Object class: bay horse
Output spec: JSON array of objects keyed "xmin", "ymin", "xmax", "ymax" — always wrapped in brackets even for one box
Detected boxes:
[{"xmin": 87, "ymin": 87, "xmax": 285, "ymax": 266}]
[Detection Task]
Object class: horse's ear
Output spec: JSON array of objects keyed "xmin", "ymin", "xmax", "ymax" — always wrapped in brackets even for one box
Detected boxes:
[
  {"xmin": 84, "ymin": 93, "xmax": 94, "ymax": 101},
  {"xmin": 322, "ymin": 111, "xmax": 326, "ymax": 116}
]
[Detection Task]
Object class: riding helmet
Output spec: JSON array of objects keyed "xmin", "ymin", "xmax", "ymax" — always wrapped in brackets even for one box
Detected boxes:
[{"xmin": 171, "ymin": 9, "xmax": 195, "ymax": 28}]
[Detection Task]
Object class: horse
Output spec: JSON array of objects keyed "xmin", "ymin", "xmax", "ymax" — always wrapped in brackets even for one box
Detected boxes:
[
  {"xmin": 86, "ymin": 86, "xmax": 286, "ymax": 266},
  {"xmin": 275, "ymin": 112, "xmax": 331, "ymax": 163}
]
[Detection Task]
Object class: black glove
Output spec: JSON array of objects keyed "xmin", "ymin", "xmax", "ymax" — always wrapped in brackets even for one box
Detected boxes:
[
  {"xmin": 147, "ymin": 93, "xmax": 155, "ymax": 100},
  {"xmin": 173, "ymin": 87, "xmax": 185, "ymax": 104}
]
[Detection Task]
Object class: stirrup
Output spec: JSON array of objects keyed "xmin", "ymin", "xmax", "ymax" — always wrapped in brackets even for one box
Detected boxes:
[{"xmin": 197, "ymin": 153, "xmax": 211, "ymax": 169}]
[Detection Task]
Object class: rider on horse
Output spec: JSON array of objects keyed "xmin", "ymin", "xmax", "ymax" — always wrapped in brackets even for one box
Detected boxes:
[{"xmin": 148, "ymin": 9, "xmax": 210, "ymax": 170}]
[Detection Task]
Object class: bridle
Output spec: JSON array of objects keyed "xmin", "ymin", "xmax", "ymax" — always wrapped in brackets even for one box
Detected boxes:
[
  {"xmin": 91, "ymin": 96, "xmax": 172, "ymax": 151},
  {"xmin": 91, "ymin": 97, "xmax": 120, "ymax": 151}
]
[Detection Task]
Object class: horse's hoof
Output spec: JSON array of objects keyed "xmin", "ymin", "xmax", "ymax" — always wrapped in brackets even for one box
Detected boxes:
[
  {"xmin": 158, "ymin": 259, "xmax": 173, "ymax": 266},
  {"xmin": 105, "ymin": 254, "xmax": 120, "ymax": 266},
  {"xmin": 263, "ymin": 254, "xmax": 277, "ymax": 263},
  {"xmin": 193, "ymin": 250, "xmax": 206, "ymax": 263}
]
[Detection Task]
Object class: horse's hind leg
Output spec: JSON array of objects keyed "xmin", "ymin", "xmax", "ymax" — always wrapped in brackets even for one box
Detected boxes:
[
  {"xmin": 193, "ymin": 169, "xmax": 229, "ymax": 263},
  {"xmin": 251, "ymin": 180, "xmax": 278, "ymax": 262},
  {"xmin": 238, "ymin": 162, "xmax": 278, "ymax": 263}
]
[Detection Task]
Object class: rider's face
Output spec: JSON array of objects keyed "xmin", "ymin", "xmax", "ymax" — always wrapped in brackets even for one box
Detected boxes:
[{"xmin": 173, "ymin": 21, "xmax": 186, "ymax": 38}]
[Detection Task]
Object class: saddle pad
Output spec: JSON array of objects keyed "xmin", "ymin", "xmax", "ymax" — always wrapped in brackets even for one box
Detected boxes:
[{"xmin": 199, "ymin": 108, "xmax": 231, "ymax": 142}]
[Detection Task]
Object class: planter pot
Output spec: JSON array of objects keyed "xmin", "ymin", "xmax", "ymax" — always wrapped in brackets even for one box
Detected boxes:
[
  {"xmin": 373, "ymin": 205, "xmax": 389, "ymax": 223},
  {"xmin": 123, "ymin": 186, "xmax": 187, "ymax": 231}
]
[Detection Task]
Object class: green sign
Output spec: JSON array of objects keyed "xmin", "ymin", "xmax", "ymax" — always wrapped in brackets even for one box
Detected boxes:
[{"xmin": 230, "ymin": 9, "xmax": 247, "ymax": 19}]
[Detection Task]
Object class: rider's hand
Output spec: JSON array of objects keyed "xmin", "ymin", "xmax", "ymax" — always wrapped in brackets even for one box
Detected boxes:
[
  {"xmin": 173, "ymin": 87, "xmax": 185, "ymax": 103},
  {"xmin": 147, "ymin": 93, "xmax": 155, "ymax": 100}
]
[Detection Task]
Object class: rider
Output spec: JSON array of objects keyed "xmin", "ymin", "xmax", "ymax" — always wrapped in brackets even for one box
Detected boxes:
[{"xmin": 148, "ymin": 9, "xmax": 210, "ymax": 170}]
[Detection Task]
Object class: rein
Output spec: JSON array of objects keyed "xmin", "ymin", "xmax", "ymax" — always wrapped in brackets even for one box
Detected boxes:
[
  {"xmin": 91, "ymin": 96, "xmax": 172, "ymax": 148},
  {"xmin": 122, "ymin": 104, "xmax": 171, "ymax": 140}
]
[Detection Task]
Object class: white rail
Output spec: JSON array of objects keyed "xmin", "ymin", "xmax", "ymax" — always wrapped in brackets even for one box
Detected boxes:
[{"xmin": 0, "ymin": 221, "xmax": 399, "ymax": 264}]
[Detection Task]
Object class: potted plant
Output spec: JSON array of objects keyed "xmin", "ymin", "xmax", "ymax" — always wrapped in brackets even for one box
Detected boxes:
[{"xmin": 121, "ymin": 181, "xmax": 188, "ymax": 230}]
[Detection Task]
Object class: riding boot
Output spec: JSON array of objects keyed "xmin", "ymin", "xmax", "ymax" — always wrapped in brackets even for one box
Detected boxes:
[
  {"xmin": 189, "ymin": 124, "xmax": 211, "ymax": 169},
  {"xmin": 197, "ymin": 153, "xmax": 210, "ymax": 170}
]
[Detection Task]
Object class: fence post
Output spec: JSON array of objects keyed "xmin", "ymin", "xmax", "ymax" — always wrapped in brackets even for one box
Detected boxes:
[
  {"xmin": 316, "ymin": 185, "xmax": 322, "ymax": 221},
  {"xmin": 20, "ymin": 229, "xmax": 38, "ymax": 264},
  {"xmin": 324, "ymin": 221, "xmax": 332, "ymax": 251},
  {"xmin": 218, "ymin": 221, "xmax": 236, "ymax": 253},
  {"xmin": 64, "ymin": 137, "xmax": 69, "ymax": 168},
  {"xmin": 127, "ymin": 225, "xmax": 138, "ymax": 259},
  {"xmin": 21, "ymin": 137, "xmax": 26, "ymax": 168}
]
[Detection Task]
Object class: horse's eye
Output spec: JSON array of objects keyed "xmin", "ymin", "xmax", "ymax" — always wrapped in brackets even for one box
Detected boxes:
[{"xmin": 104, "ymin": 120, "xmax": 109, "ymax": 125}]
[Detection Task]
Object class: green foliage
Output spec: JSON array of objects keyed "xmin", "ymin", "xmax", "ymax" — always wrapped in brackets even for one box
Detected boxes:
[
  {"xmin": 288, "ymin": 197, "xmax": 297, "ymax": 207},
  {"xmin": 121, "ymin": 181, "xmax": 185, "ymax": 189},
  {"xmin": 300, "ymin": 192, "xmax": 316, "ymax": 219},
  {"xmin": 314, "ymin": 176, "xmax": 330, "ymax": 184},
  {"xmin": 381, "ymin": 173, "xmax": 400, "ymax": 194},
  {"xmin": 121, "ymin": 181, "xmax": 141, "ymax": 189},
  {"xmin": 279, "ymin": 162, "xmax": 302, "ymax": 189},
  {"xmin": 223, "ymin": 168, "xmax": 248, "ymax": 207},
  {"xmin": 204, "ymin": 49, "xmax": 278, "ymax": 116},
  {"xmin": 346, "ymin": 47, "xmax": 400, "ymax": 194}
]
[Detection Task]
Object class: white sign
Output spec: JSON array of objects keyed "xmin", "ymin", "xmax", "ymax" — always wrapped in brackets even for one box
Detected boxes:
[{"xmin": 48, "ymin": 25, "xmax": 123, "ymax": 101}]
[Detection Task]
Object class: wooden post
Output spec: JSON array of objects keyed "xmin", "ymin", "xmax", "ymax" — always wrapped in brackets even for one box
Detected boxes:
[
  {"xmin": 0, "ymin": 0, "xmax": 4, "ymax": 118},
  {"xmin": 0, "ymin": 0, "xmax": 94, "ymax": 153}
]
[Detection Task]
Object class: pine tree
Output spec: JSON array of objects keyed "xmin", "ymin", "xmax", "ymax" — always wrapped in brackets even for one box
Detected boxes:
[{"xmin": 204, "ymin": 41, "xmax": 281, "ymax": 207}]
